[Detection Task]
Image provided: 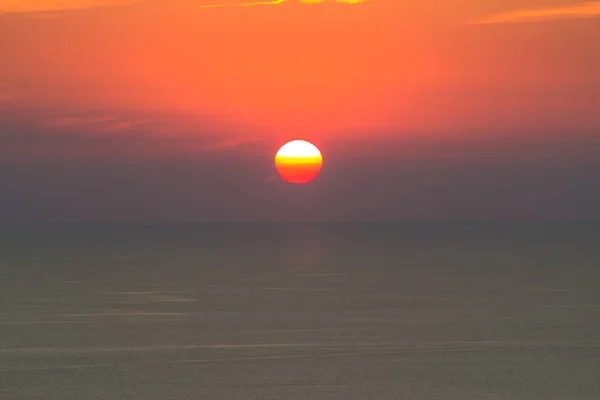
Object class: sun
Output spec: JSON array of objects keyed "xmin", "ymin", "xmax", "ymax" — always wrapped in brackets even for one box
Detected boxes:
[{"xmin": 275, "ymin": 140, "xmax": 323, "ymax": 184}]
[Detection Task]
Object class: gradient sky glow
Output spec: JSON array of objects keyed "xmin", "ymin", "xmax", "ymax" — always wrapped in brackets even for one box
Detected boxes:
[{"xmin": 1, "ymin": 0, "xmax": 599, "ymax": 221}]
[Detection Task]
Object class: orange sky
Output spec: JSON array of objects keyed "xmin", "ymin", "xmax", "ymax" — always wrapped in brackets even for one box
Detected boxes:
[
  {"xmin": 1, "ymin": 1, "xmax": 600, "ymax": 221},
  {"xmin": 1, "ymin": 0, "xmax": 600, "ymax": 143}
]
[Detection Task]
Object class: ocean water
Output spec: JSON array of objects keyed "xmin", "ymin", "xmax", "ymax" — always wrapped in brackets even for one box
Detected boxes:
[{"xmin": 1, "ymin": 222, "xmax": 599, "ymax": 399}]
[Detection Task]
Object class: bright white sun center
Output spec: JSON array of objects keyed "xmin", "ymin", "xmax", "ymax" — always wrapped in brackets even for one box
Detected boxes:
[{"xmin": 276, "ymin": 140, "xmax": 321, "ymax": 158}]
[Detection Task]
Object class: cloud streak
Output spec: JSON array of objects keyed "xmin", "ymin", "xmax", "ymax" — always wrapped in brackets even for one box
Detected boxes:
[
  {"xmin": 0, "ymin": 0, "xmax": 140, "ymax": 14},
  {"xmin": 198, "ymin": 0, "xmax": 370, "ymax": 9},
  {"xmin": 0, "ymin": 106, "xmax": 266, "ymax": 161},
  {"xmin": 469, "ymin": 1, "xmax": 600, "ymax": 24}
]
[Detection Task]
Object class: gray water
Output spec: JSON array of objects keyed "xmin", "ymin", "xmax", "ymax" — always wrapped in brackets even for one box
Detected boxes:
[{"xmin": 1, "ymin": 223, "xmax": 599, "ymax": 399}]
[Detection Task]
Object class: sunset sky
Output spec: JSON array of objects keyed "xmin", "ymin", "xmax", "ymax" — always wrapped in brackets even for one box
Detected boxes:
[{"xmin": 1, "ymin": 0, "xmax": 599, "ymax": 221}]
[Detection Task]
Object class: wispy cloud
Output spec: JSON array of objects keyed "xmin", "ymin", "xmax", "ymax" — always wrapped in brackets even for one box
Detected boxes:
[
  {"xmin": 199, "ymin": 0, "xmax": 371, "ymax": 9},
  {"xmin": 207, "ymin": 137, "xmax": 262, "ymax": 150},
  {"xmin": 0, "ymin": 0, "xmax": 141, "ymax": 14},
  {"xmin": 0, "ymin": 0, "xmax": 370, "ymax": 13},
  {"xmin": 44, "ymin": 114, "xmax": 150, "ymax": 135},
  {"xmin": 0, "ymin": 106, "xmax": 265, "ymax": 161},
  {"xmin": 469, "ymin": 1, "xmax": 600, "ymax": 24}
]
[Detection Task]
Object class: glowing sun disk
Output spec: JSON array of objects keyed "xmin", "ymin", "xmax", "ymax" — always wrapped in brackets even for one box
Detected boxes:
[{"xmin": 275, "ymin": 140, "xmax": 323, "ymax": 184}]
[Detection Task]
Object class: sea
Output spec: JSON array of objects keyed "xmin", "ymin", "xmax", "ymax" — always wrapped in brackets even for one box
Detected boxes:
[{"xmin": 1, "ymin": 222, "xmax": 599, "ymax": 399}]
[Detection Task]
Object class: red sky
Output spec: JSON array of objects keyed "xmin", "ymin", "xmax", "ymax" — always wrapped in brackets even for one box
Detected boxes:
[{"xmin": 1, "ymin": 0, "xmax": 599, "ymax": 221}]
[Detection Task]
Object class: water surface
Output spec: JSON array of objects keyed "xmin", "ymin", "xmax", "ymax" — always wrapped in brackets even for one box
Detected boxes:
[{"xmin": 1, "ymin": 223, "xmax": 599, "ymax": 399}]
